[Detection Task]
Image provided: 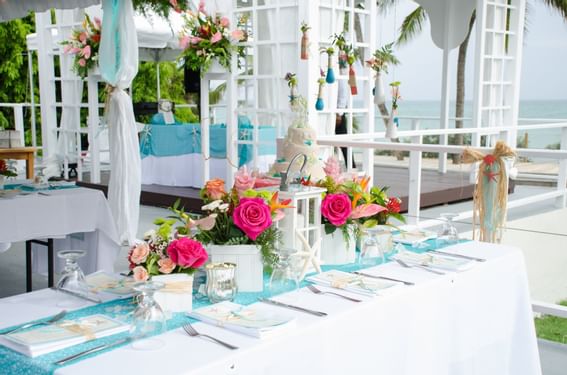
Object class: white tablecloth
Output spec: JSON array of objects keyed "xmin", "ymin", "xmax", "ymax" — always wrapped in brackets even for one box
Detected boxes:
[
  {"xmin": 0, "ymin": 242, "xmax": 541, "ymax": 374},
  {"xmin": 141, "ymin": 154, "xmax": 276, "ymax": 187},
  {"xmin": 0, "ymin": 187, "xmax": 120, "ymax": 274}
]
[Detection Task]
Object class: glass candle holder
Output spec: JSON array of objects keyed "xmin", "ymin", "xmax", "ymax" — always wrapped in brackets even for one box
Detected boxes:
[{"xmin": 205, "ymin": 262, "xmax": 238, "ymax": 303}]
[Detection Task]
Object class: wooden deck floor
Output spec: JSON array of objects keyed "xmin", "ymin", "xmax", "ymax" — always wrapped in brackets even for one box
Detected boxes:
[{"xmin": 79, "ymin": 165, "xmax": 499, "ymax": 214}]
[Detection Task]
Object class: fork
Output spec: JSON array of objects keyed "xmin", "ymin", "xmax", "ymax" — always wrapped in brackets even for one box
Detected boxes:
[
  {"xmin": 306, "ymin": 284, "xmax": 362, "ymax": 303},
  {"xmin": 182, "ymin": 323, "xmax": 238, "ymax": 350},
  {"xmin": 394, "ymin": 258, "xmax": 445, "ymax": 275},
  {"xmin": 1, "ymin": 310, "xmax": 67, "ymax": 335}
]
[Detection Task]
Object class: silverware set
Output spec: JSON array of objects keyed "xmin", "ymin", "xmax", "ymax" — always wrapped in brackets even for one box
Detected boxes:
[
  {"xmin": 1, "ymin": 310, "xmax": 67, "ymax": 335},
  {"xmin": 182, "ymin": 323, "xmax": 238, "ymax": 350},
  {"xmin": 306, "ymin": 284, "xmax": 362, "ymax": 303}
]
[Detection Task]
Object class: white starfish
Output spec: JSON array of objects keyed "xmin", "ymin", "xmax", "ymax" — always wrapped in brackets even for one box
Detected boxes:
[{"xmin": 295, "ymin": 230, "xmax": 322, "ymax": 280}]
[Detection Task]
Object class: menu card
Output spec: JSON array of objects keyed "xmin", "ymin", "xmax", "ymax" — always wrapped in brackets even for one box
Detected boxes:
[
  {"xmin": 0, "ymin": 315, "xmax": 129, "ymax": 357},
  {"xmin": 393, "ymin": 251, "xmax": 475, "ymax": 272},
  {"xmin": 188, "ymin": 301, "xmax": 296, "ymax": 339},
  {"xmin": 307, "ymin": 270, "xmax": 401, "ymax": 297},
  {"xmin": 392, "ymin": 229, "xmax": 437, "ymax": 245}
]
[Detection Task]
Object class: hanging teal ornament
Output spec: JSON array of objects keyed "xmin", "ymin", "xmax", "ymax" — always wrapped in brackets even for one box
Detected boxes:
[
  {"xmin": 323, "ymin": 47, "xmax": 335, "ymax": 84},
  {"xmin": 315, "ymin": 76, "xmax": 325, "ymax": 111}
]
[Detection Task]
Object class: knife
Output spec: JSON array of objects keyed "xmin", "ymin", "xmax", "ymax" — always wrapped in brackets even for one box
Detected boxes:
[
  {"xmin": 429, "ymin": 250, "xmax": 486, "ymax": 262},
  {"xmin": 55, "ymin": 336, "xmax": 133, "ymax": 365},
  {"xmin": 258, "ymin": 298, "xmax": 327, "ymax": 317},
  {"xmin": 52, "ymin": 287, "xmax": 102, "ymax": 304},
  {"xmin": 352, "ymin": 271, "xmax": 415, "ymax": 286}
]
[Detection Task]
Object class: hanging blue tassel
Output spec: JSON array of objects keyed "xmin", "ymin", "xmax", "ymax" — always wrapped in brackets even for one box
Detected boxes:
[
  {"xmin": 315, "ymin": 98, "xmax": 324, "ymax": 111},
  {"xmin": 325, "ymin": 67, "xmax": 335, "ymax": 84}
]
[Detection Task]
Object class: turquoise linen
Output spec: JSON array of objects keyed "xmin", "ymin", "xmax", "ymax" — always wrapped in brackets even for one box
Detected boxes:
[
  {"xmin": 0, "ymin": 238, "xmax": 464, "ymax": 374},
  {"xmin": 139, "ymin": 122, "xmax": 277, "ymax": 167}
]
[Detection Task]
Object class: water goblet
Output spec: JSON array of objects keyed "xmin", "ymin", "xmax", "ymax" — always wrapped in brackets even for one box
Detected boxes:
[
  {"xmin": 268, "ymin": 248, "xmax": 302, "ymax": 297},
  {"xmin": 436, "ymin": 213, "xmax": 460, "ymax": 248},
  {"xmin": 55, "ymin": 250, "xmax": 90, "ymax": 308},
  {"xmin": 359, "ymin": 226, "xmax": 387, "ymax": 266},
  {"xmin": 130, "ymin": 281, "xmax": 167, "ymax": 350}
]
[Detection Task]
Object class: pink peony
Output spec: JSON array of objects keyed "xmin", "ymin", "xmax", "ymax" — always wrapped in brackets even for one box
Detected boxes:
[
  {"xmin": 210, "ymin": 31, "xmax": 222, "ymax": 44},
  {"xmin": 158, "ymin": 258, "xmax": 176, "ymax": 274},
  {"xmin": 133, "ymin": 266, "xmax": 149, "ymax": 282},
  {"xmin": 219, "ymin": 16, "xmax": 230, "ymax": 27},
  {"xmin": 350, "ymin": 203, "xmax": 386, "ymax": 219},
  {"xmin": 321, "ymin": 193, "xmax": 352, "ymax": 226},
  {"xmin": 233, "ymin": 197, "xmax": 272, "ymax": 240},
  {"xmin": 130, "ymin": 242, "xmax": 150, "ymax": 264},
  {"xmin": 234, "ymin": 166, "xmax": 256, "ymax": 194},
  {"xmin": 82, "ymin": 45, "xmax": 91, "ymax": 59},
  {"xmin": 231, "ymin": 29, "xmax": 244, "ymax": 41},
  {"xmin": 78, "ymin": 59, "xmax": 87, "ymax": 67},
  {"xmin": 323, "ymin": 156, "xmax": 341, "ymax": 181},
  {"xmin": 167, "ymin": 237, "xmax": 208, "ymax": 269}
]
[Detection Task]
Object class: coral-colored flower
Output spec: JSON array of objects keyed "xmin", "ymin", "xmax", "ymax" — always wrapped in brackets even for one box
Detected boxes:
[
  {"xmin": 204, "ymin": 178, "xmax": 226, "ymax": 200},
  {"xmin": 81, "ymin": 45, "xmax": 91, "ymax": 59},
  {"xmin": 210, "ymin": 31, "xmax": 222, "ymax": 44},
  {"xmin": 231, "ymin": 29, "xmax": 244, "ymax": 41},
  {"xmin": 130, "ymin": 242, "xmax": 150, "ymax": 264},
  {"xmin": 133, "ymin": 266, "xmax": 149, "ymax": 282},
  {"xmin": 234, "ymin": 166, "xmax": 256, "ymax": 194},
  {"xmin": 167, "ymin": 237, "xmax": 208, "ymax": 269},
  {"xmin": 321, "ymin": 193, "xmax": 352, "ymax": 227},
  {"xmin": 78, "ymin": 58, "xmax": 86, "ymax": 67},
  {"xmin": 219, "ymin": 16, "xmax": 230, "ymax": 27},
  {"xmin": 386, "ymin": 197, "xmax": 401, "ymax": 213},
  {"xmin": 233, "ymin": 197, "xmax": 272, "ymax": 240},
  {"xmin": 158, "ymin": 258, "xmax": 176, "ymax": 274},
  {"xmin": 78, "ymin": 32, "xmax": 87, "ymax": 43},
  {"xmin": 350, "ymin": 203, "xmax": 386, "ymax": 219},
  {"xmin": 91, "ymin": 34, "xmax": 101, "ymax": 43}
]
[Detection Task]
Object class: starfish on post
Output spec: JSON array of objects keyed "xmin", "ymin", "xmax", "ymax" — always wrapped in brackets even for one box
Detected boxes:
[{"xmin": 295, "ymin": 231, "xmax": 322, "ymax": 280}]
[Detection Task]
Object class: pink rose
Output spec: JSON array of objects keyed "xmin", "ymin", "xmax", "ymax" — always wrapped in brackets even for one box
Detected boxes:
[
  {"xmin": 234, "ymin": 166, "xmax": 256, "ymax": 194},
  {"xmin": 167, "ymin": 237, "xmax": 208, "ymax": 269},
  {"xmin": 233, "ymin": 197, "xmax": 272, "ymax": 240},
  {"xmin": 78, "ymin": 58, "xmax": 87, "ymax": 67},
  {"xmin": 210, "ymin": 31, "xmax": 222, "ymax": 44},
  {"xmin": 231, "ymin": 29, "xmax": 244, "ymax": 41},
  {"xmin": 82, "ymin": 45, "xmax": 91, "ymax": 59},
  {"xmin": 321, "ymin": 193, "xmax": 352, "ymax": 226},
  {"xmin": 130, "ymin": 242, "xmax": 150, "ymax": 264},
  {"xmin": 133, "ymin": 266, "xmax": 149, "ymax": 282},
  {"xmin": 158, "ymin": 258, "xmax": 176, "ymax": 274},
  {"xmin": 219, "ymin": 16, "xmax": 230, "ymax": 27},
  {"xmin": 204, "ymin": 178, "xmax": 226, "ymax": 200}
]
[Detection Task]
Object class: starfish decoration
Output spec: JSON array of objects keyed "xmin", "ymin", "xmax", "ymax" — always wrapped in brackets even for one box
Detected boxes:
[
  {"xmin": 295, "ymin": 231, "xmax": 322, "ymax": 280},
  {"xmin": 484, "ymin": 170, "xmax": 498, "ymax": 183}
]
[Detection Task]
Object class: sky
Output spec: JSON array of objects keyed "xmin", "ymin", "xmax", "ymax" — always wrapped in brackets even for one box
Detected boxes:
[{"xmin": 376, "ymin": 1, "xmax": 567, "ymax": 101}]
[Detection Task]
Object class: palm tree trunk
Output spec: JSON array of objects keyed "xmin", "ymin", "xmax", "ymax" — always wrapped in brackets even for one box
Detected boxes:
[{"xmin": 453, "ymin": 12, "xmax": 476, "ymax": 164}]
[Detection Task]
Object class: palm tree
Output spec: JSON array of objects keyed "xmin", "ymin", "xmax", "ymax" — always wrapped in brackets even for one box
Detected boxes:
[{"xmin": 393, "ymin": 0, "xmax": 567, "ymax": 162}]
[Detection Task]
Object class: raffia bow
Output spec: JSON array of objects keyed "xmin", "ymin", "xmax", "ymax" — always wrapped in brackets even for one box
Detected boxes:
[
  {"xmin": 462, "ymin": 141, "xmax": 515, "ymax": 243},
  {"xmin": 58, "ymin": 320, "xmax": 97, "ymax": 341},
  {"xmin": 103, "ymin": 84, "xmax": 117, "ymax": 118}
]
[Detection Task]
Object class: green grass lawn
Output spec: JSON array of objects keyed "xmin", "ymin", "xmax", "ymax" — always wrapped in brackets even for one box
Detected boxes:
[{"xmin": 535, "ymin": 300, "xmax": 567, "ymax": 344}]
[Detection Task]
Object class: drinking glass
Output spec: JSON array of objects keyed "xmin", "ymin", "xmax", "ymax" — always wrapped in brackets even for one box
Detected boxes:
[
  {"xmin": 130, "ymin": 281, "xmax": 167, "ymax": 350},
  {"xmin": 268, "ymin": 248, "xmax": 302, "ymax": 296},
  {"xmin": 55, "ymin": 250, "xmax": 90, "ymax": 308},
  {"xmin": 359, "ymin": 227, "xmax": 385, "ymax": 266},
  {"xmin": 436, "ymin": 213, "xmax": 460, "ymax": 248}
]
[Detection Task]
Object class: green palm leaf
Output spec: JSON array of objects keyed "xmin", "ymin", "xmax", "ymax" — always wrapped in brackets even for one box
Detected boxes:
[{"xmin": 396, "ymin": 6, "xmax": 428, "ymax": 46}]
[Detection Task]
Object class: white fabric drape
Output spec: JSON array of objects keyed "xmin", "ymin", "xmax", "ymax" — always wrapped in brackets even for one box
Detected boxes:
[
  {"xmin": 99, "ymin": 0, "xmax": 140, "ymax": 245},
  {"xmin": 0, "ymin": 0, "xmax": 99, "ymax": 22}
]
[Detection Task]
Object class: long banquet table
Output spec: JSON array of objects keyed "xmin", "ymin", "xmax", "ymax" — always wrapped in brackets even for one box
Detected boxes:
[{"xmin": 0, "ymin": 241, "xmax": 541, "ymax": 375}]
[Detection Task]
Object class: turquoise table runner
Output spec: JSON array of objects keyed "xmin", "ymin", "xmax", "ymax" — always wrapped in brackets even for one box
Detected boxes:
[
  {"xmin": 0, "ymin": 239, "xmax": 461, "ymax": 374},
  {"xmin": 139, "ymin": 118, "xmax": 277, "ymax": 167}
]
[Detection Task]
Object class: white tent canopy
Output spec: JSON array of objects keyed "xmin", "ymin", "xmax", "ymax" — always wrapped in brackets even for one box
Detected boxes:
[{"xmin": 0, "ymin": 0, "xmax": 100, "ymax": 22}]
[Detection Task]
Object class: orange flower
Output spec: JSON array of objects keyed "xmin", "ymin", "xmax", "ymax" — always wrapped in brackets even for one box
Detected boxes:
[
  {"xmin": 352, "ymin": 176, "xmax": 371, "ymax": 208},
  {"xmin": 269, "ymin": 191, "xmax": 293, "ymax": 213},
  {"xmin": 204, "ymin": 178, "xmax": 226, "ymax": 200}
]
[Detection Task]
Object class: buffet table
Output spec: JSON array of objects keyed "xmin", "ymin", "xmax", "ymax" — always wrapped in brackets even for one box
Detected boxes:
[
  {"xmin": 140, "ymin": 122, "xmax": 277, "ymax": 187},
  {"xmin": 0, "ymin": 241, "xmax": 541, "ymax": 375},
  {"xmin": 0, "ymin": 187, "xmax": 120, "ymax": 285}
]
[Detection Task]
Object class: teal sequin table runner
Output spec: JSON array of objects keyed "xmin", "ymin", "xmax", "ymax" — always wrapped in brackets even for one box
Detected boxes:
[{"xmin": 0, "ymin": 239, "xmax": 461, "ymax": 374}]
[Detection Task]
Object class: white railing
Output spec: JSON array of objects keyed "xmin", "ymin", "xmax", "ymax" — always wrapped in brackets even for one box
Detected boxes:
[{"xmin": 0, "ymin": 103, "xmax": 39, "ymax": 152}]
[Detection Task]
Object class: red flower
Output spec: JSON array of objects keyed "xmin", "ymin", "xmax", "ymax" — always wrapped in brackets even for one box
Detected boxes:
[
  {"xmin": 0, "ymin": 160, "xmax": 6, "ymax": 172},
  {"xmin": 386, "ymin": 197, "xmax": 401, "ymax": 214},
  {"xmin": 483, "ymin": 154, "xmax": 496, "ymax": 166}
]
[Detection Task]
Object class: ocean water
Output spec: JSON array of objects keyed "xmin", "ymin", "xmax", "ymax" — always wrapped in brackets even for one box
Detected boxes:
[{"xmin": 380, "ymin": 100, "xmax": 567, "ymax": 149}]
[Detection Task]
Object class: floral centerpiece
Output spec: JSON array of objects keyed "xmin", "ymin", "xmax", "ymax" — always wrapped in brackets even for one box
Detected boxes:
[
  {"xmin": 179, "ymin": 0, "xmax": 246, "ymax": 75},
  {"xmin": 128, "ymin": 224, "xmax": 208, "ymax": 282},
  {"xmin": 366, "ymin": 43, "xmax": 399, "ymax": 106},
  {"xmin": 61, "ymin": 15, "xmax": 101, "ymax": 79},
  {"xmin": 0, "ymin": 160, "xmax": 17, "ymax": 178}
]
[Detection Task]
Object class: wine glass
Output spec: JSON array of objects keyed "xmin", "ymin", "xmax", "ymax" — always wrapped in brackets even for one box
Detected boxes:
[
  {"xmin": 55, "ymin": 250, "xmax": 90, "ymax": 308},
  {"xmin": 436, "ymin": 213, "xmax": 460, "ymax": 248},
  {"xmin": 130, "ymin": 281, "xmax": 167, "ymax": 350},
  {"xmin": 359, "ymin": 227, "xmax": 384, "ymax": 266},
  {"xmin": 268, "ymin": 248, "xmax": 302, "ymax": 297}
]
